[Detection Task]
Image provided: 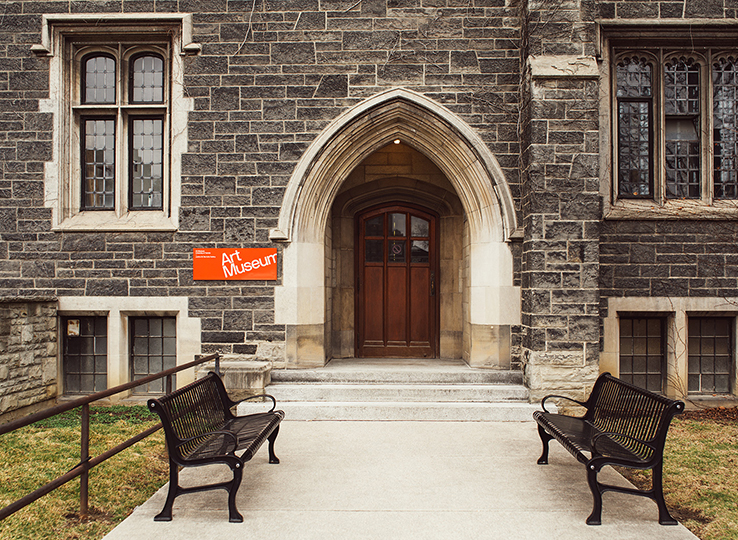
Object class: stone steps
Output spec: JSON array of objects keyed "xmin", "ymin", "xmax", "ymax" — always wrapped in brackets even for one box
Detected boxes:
[
  {"xmin": 267, "ymin": 383, "xmax": 528, "ymax": 403},
  {"xmin": 237, "ymin": 359, "xmax": 538, "ymax": 421}
]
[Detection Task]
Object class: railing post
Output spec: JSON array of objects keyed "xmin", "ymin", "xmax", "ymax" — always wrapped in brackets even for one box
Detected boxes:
[
  {"xmin": 80, "ymin": 404, "xmax": 89, "ymax": 518},
  {"xmin": 0, "ymin": 352, "xmax": 219, "ymax": 522},
  {"xmin": 166, "ymin": 374, "xmax": 173, "ymax": 394}
]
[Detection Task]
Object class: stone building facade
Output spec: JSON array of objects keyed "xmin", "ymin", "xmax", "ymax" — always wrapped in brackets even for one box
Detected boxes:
[{"xmin": 2, "ymin": 0, "xmax": 738, "ymax": 411}]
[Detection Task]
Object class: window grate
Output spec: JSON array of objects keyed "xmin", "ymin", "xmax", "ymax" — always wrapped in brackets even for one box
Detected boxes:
[
  {"xmin": 130, "ymin": 316, "xmax": 177, "ymax": 394},
  {"xmin": 619, "ymin": 317, "xmax": 665, "ymax": 392},
  {"xmin": 62, "ymin": 316, "xmax": 108, "ymax": 394},
  {"xmin": 688, "ymin": 317, "xmax": 733, "ymax": 394}
]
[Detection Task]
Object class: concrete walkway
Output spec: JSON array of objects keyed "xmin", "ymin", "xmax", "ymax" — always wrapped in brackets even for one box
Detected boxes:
[{"xmin": 103, "ymin": 420, "xmax": 698, "ymax": 540}]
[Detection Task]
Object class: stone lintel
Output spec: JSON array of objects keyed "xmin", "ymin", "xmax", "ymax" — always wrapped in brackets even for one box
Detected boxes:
[{"xmin": 528, "ymin": 55, "xmax": 599, "ymax": 79}]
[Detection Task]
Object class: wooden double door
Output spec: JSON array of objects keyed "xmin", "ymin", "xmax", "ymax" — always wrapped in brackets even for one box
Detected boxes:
[{"xmin": 356, "ymin": 205, "xmax": 439, "ymax": 358}]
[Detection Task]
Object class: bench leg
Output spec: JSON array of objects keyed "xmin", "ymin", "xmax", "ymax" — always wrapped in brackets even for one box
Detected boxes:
[
  {"xmin": 586, "ymin": 465, "xmax": 603, "ymax": 525},
  {"xmin": 536, "ymin": 424, "xmax": 553, "ymax": 465},
  {"xmin": 155, "ymin": 459, "xmax": 180, "ymax": 522},
  {"xmin": 227, "ymin": 464, "xmax": 244, "ymax": 523},
  {"xmin": 267, "ymin": 425, "xmax": 280, "ymax": 464},
  {"xmin": 653, "ymin": 462, "xmax": 678, "ymax": 525}
]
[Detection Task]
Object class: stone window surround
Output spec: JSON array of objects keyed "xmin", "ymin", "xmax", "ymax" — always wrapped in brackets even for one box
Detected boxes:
[
  {"xmin": 601, "ymin": 296, "xmax": 738, "ymax": 399},
  {"xmin": 57, "ymin": 296, "xmax": 201, "ymax": 399},
  {"xmin": 34, "ymin": 13, "xmax": 199, "ymax": 231},
  {"xmin": 597, "ymin": 20, "xmax": 738, "ymax": 221}
]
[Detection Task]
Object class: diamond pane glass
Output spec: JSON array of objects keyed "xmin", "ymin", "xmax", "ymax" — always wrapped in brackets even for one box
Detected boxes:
[
  {"xmin": 617, "ymin": 101, "xmax": 652, "ymax": 196},
  {"xmin": 83, "ymin": 119, "xmax": 115, "ymax": 209},
  {"xmin": 131, "ymin": 54, "xmax": 164, "ymax": 103},
  {"xmin": 131, "ymin": 118, "xmax": 164, "ymax": 209},
  {"xmin": 713, "ymin": 57, "xmax": 738, "ymax": 199},
  {"xmin": 664, "ymin": 59, "xmax": 701, "ymax": 199},
  {"xmin": 617, "ymin": 57, "xmax": 652, "ymax": 98},
  {"xmin": 84, "ymin": 55, "xmax": 116, "ymax": 104},
  {"xmin": 665, "ymin": 139, "xmax": 700, "ymax": 198}
]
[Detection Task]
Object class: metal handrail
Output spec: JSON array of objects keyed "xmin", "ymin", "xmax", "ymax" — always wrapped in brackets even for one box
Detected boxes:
[{"xmin": 0, "ymin": 352, "xmax": 221, "ymax": 521}]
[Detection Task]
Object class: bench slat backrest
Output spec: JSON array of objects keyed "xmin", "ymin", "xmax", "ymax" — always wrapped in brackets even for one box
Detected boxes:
[
  {"xmin": 152, "ymin": 372, "xmax": 230, "ymax": 458},
  {"xmin": 586, "ymin": 374, "xmax": 681, "ymax": 461}
]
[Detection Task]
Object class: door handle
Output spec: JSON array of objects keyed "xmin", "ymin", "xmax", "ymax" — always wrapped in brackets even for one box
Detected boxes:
[{"xmin": 430, "ymin": 272, "xmax": 435, "ymax": 297}]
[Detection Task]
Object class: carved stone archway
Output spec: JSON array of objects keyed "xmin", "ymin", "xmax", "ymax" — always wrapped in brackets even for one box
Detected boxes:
[{"xmin": 272, "ymin": 88, "xmax": 521, "ymax": 367}]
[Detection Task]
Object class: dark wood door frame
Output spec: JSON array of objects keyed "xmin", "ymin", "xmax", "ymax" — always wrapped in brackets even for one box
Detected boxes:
[{"xmin": 355, "ymin": 203, "xmax": 440, "ymax": 358}]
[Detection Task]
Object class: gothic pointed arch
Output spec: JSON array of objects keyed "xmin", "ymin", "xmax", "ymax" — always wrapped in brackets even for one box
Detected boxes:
[
  {"xmin": 271, "ymin": 88, "xmax": 519, "ymax": 245},
  {"xmin": 272, "ymin": 88, "xmax": 521, "ymax": 367}
]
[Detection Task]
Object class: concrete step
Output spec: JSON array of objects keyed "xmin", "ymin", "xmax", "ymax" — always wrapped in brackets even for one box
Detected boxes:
[
  {"xmin": 269, "ymin": 368, "xmax": 523, "ymax": 385},
  {"xmin": 262, "ymin": 401, "xmax": 540, "ymax": 421},
  {"xmin": 247, "ymin": 359, "xmax": 535, "ymax": 421},
  {"xmin": 267, "ymin": 383, "xmax": 529, "ymax": 403}
]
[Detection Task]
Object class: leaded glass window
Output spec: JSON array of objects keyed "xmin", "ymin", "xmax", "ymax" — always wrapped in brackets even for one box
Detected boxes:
[
  {"xmin": 713, "ymin": 57, "xmax": 738, "ymax": 199},
  {"xmin": 664, "ymin": 58, "xmax": 701, "ymax": 199},
  {"xmin": 131, "ymin": 54, "xmax": 164, "ymax": 103},
  {"xmin": 74, "ymin": 44, "xmax": 169, "ymax": 212},
  {"xmin": 614, "ymin": 47, "xmax": 738, "ymax": 204},
  {"xmin": 617, "ymin": 57, "xmax": 653, "ymax": 197},
  {"xmin": 130, "ymin": 118, "xmax": 164, "ymax": 209},
  {"xmin": 83, "ymin": 118, "xmax": 115, "ymax": 209},
  {"xmin": 83, "ymin": 55, "xmax": 116, "ymax": 104}
]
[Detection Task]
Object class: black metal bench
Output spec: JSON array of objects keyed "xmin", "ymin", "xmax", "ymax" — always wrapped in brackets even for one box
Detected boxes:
[
  {"xmin": 533, "ymin": 372, "xmax": 684, "ymax": 525},
  {"xmin": 147, "ymin": 371, "xmax": 284, "ymax": 523}
]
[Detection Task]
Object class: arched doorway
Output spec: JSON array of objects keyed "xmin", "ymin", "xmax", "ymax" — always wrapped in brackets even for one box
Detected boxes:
[
  {"xmin": 356, "ymin": 204, "xmax": 439, "ymax": 358},
  {"xmin": 272, "ymin": 88, "xmax": 521, "ymax": 369}
]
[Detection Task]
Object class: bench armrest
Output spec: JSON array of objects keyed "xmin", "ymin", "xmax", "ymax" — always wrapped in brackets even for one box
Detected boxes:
[
  {"xmin": 236, "ymin": 393, "xmax": 277, "ymax": 413},
  {"xmin": 540, "ymin": 394, "xmax": 587, "ymax": 414},
  {"xmin": 177, "ymin": 429, "xmax": 239, "ymax": 452},
  {"xmin": 591, "ymin": 431, "xmax": 655, "ymax": 458}
]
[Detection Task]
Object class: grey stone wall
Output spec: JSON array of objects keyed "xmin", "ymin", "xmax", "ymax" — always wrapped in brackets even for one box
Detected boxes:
[
  {"xmin": 600, "ymin": 221, "xmax": 738, "ymax": 303},
  {"xmin": 0, "ymin": 298, "xmax": 58, "ymax": 416},
  {"xmin": 597, "ymin": 0, "xmax": 738, "ymax": 311},
  {"xmin": 0, "ymin": 0, "xmax": 524, "ymax": 358},
  {"xmin": 520, "ymin": 0, "xmax": 601, "ymax": 400},
  {"xmin": 598, "ymin": 0, "xmax": 738, "ymax": 20}
]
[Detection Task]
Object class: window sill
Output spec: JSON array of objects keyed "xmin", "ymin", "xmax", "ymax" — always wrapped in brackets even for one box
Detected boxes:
[
  {"xmin": 604, "ymin": 199, "xmax": 738, "ymax": 220},
  {"xmin": 53, "ymin": 211, "xmax": 177, "ymax": 232}
]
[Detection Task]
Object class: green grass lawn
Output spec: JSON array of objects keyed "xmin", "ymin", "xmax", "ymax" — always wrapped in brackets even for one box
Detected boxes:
[
  {"xmin": 620, "ymin": 407, "xmax": 738, "ymax": 540},
  {"xmin": 0, "ymin": 405, "xmax": 736, "ymax": 540},
  {"xmin": 0, "ymin": 406, "xmax": 168, "ymax": 540}
]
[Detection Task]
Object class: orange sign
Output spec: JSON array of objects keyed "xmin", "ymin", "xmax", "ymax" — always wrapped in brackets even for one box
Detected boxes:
[{"xmin": 193, "ymin": 248, "xmax": 278, "ymax": 281}]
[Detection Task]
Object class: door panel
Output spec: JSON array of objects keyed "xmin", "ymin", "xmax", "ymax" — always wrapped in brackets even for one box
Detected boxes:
[
  {"xmin": 386, "ymin": 266, "xmax": 407, "ymax": 344},
  {"xmin": 364, "ymin": 266, "xmax": 384, "ymax": 343},
  {"xmin": 356, "ymin": 205, "xmax": 438, "ymax": 358},
  {"xmin": 410, "ymin": 266, "xmax": 430, "ymax": 344}
]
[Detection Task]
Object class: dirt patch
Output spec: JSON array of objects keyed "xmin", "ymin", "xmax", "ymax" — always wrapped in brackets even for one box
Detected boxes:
[{"xmin": 680, "ymin": 405, "xmax": 738, "ymax": 424}]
